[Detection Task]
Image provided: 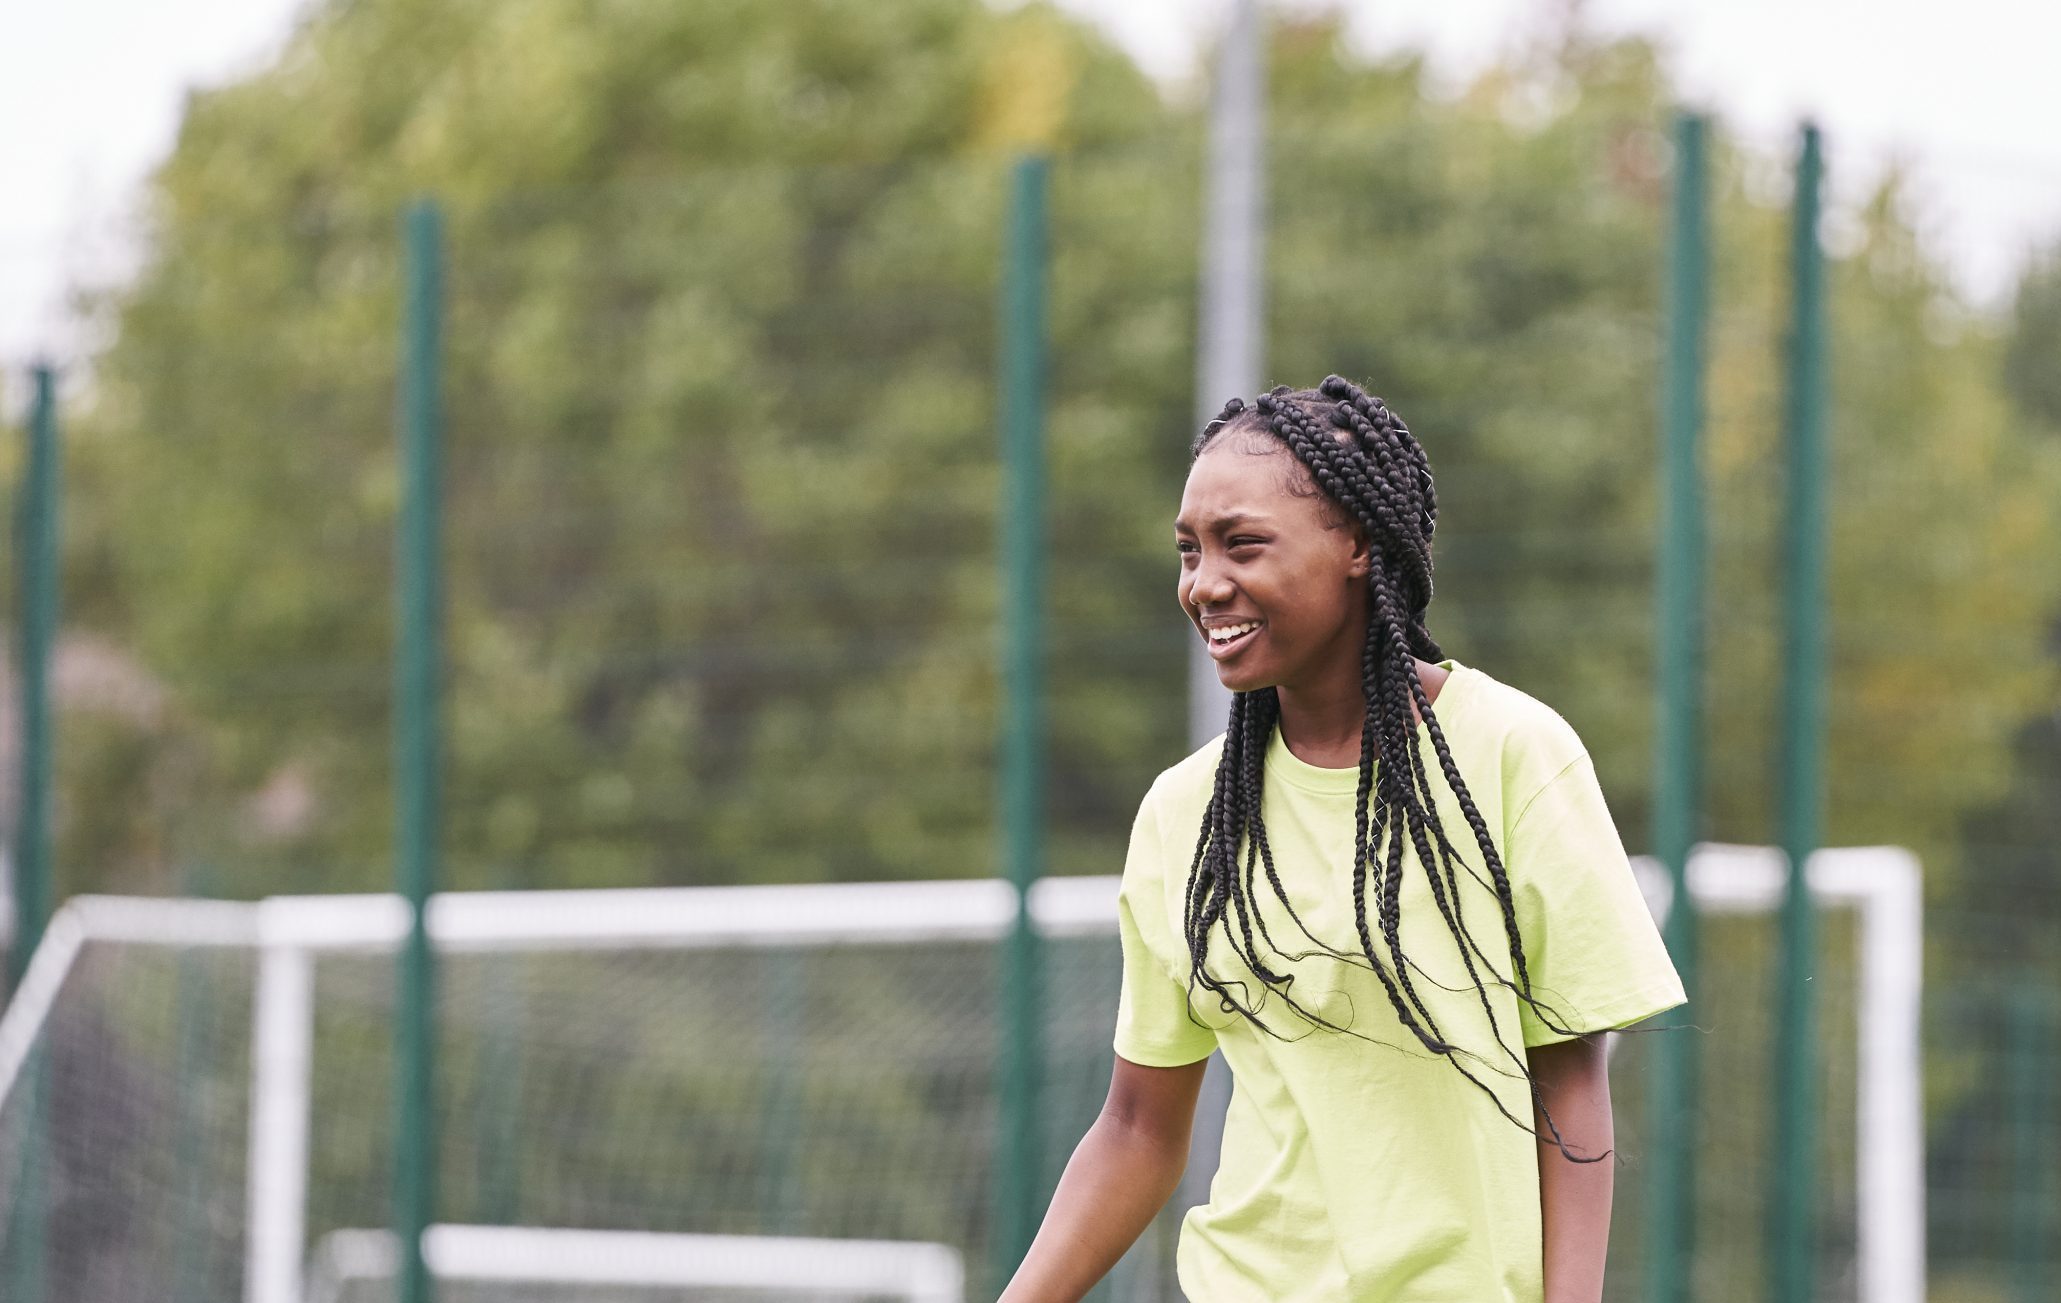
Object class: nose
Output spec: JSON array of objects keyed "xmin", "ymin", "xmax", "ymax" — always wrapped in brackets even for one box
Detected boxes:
[{"xmin": 1184, "ymin": 550, "xmax": 1236, "ymax": 612}]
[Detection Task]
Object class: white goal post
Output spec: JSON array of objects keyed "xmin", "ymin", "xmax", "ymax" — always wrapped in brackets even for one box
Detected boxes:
[
  {"xmin": 304, "ymin": 1225, "xmax": 964, "ymax": 1303},
  {"xmin": 0, "ymin": 844, "xmax": 1920, "ymax": 1303}
]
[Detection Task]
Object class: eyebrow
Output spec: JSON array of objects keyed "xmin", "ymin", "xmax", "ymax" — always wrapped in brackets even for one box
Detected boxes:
[{"xmin": 1174, "ymin": 511, "xmax": 1273, "ymax": 534}]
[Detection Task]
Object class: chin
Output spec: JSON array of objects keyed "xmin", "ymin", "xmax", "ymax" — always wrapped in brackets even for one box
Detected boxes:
[{"xmin": 1214, "ymin": 663, "xmax": 1276, "ymax": 695}]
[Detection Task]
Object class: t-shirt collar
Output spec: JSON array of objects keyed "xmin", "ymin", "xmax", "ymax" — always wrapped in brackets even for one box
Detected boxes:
[{"xmin": 1263, "ymin": 659, "xmax": 1471, "ymax": 795}]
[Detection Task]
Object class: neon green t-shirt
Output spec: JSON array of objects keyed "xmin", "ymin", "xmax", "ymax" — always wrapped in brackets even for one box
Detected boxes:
[{"xmin": 1113, "ymin": 659, "xmax": 1687, "ymax": 1302}]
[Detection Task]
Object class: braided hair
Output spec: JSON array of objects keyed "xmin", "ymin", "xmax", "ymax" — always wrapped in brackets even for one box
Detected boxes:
[{"xmin": 1182, "ymin": 375, "xmax": 1601, "ymax": 1161}]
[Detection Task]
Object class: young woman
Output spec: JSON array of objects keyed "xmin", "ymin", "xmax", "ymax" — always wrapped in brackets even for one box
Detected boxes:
[{"xmin": 1000, "ymin": 377, "xmax": 1686, "ymax": 1302}]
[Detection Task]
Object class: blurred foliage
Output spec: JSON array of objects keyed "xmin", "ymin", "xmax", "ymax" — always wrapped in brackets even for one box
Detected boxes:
[
  {"xmin": 7, "ymin": 1, "xmax": 2061, "ymax": 1292},
  {"xmin": 62, "ymin": 0, "xmax": 1183, "ymax": 893},
  {"xmin": 48, "ymin": 0, "xmax": 2058, "ymax": 897}
]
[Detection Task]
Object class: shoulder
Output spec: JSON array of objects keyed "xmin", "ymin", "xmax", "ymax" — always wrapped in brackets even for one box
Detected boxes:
[
  {"xmin": 1448, "ymin": 664, "xmax": 1592, "ymax": 811},
  {"xmin": 1150, "ymin": 732, "xmax": 1227, "ymax": 804},
  {"xmin": 1124, "ymin": 733, "xmax": 1224, "ymax": 858}
]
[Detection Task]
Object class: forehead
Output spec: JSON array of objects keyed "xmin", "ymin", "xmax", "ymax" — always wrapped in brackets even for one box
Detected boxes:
[{"xmin": 1176, "ymin": 439, "xmax": 1310, "ymax": 527}]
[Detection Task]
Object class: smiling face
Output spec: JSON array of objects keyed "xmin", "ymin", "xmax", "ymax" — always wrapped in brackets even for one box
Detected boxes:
[{"xmin": 1176, "ymin": 433, "xmax": 1373, "ymax": 696}]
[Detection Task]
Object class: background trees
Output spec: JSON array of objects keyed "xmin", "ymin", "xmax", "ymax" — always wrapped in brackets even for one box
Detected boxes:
[{"xmin": 46, "ymin": 3, "xmax": 2057, "ymax": 913}]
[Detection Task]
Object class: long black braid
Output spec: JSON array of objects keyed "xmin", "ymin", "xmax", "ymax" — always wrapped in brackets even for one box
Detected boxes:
[{"xmin": 1181, "ymin": 375, "xmax": 1606, "ymax": 1162}]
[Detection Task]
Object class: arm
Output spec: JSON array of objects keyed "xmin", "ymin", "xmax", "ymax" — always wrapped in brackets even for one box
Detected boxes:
[
  {"xmin": 1529, "ymin": 1034, "xmax": 1615, "ymax": 1303},
  {"xmin": 998, "ymin": 1053, "xmax": 1208, "ymax": 1303}
]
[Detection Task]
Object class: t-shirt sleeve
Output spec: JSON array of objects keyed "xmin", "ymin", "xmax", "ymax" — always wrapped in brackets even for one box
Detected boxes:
[
  {"xmin": 1112, "ymin": 790, "xmax": 1218, "ymax": 1068},
  {"xmin": 1508, "ymin": 752, "xmax": 1687, "ymax": 1048}
]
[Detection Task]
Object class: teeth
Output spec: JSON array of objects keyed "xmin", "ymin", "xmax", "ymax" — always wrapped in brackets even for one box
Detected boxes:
[{"xmin": 1209, "ymin": 622, "xmax": 1259, "ymax": 643}]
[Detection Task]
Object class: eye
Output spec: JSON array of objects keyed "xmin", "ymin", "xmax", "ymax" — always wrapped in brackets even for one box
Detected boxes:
[
  {"xmin": 1176, "ymin": 539, "xmax": 1199, "ymax": 555},
  {"xmin": 1228, "ymin": 536, "xmax": 1267, "ymax": 551}
]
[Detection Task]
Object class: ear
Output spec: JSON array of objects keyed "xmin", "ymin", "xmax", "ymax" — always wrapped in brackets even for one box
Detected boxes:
[{"xmin": 1346, "ymin": 522, "xmax": 1374, "ymax": 580}]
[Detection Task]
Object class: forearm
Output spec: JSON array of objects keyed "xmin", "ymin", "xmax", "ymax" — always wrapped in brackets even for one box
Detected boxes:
[
  {"xmin": 1530, "ymin": 1036, "xmax": 1615, "ymax": 1303},
  {"xmin": 998, "ymin": 1113, "xmax": 1189, "ymax": 1303}
]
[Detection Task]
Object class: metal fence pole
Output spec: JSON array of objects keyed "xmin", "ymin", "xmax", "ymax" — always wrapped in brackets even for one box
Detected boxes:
[
  {"xmin": 2007, "ymin": 989, "xmax": 2055, "ymax": 1303},
  {"xmin": 9, "ymin": 364, "xmax": 59, "ymax": 995},
  {"xmin": 993, "ymin": 152, "xmax": 1050, "ymax": 1289},
  {"xmin": 477, "ymin": 865, "xmax": 526, "ymax": 1227},
  {"xmin": 1189, "ymin": 0, "xmax": 1261, "ymax": 749},
  {"xmin": 169, "ymin": 863, "xmax": 217, "ymax": 1298},
  {"xmin": 1182, "ymin": 0, "xmax": 1265, "ymax": 1228},
  {"xmin": 1646, "ymin": 109, "xmax": 1708, "ymax": 1303},
  {"xmin": 5, "ymin": 360, "xmax": 58, "ymax": 1303},
  {"xmin": 1769, "ymin": 122, "xmax": 1828, "ymax": 1303},
  {"xmin": 395, "ymin": 197, "xmax": 446, "ymax": 1303}
]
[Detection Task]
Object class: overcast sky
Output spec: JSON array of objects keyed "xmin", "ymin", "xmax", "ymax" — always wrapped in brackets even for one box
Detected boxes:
[{"xmin": 6, "ymin": 0, "xmax": 2060, "ymax": 372}]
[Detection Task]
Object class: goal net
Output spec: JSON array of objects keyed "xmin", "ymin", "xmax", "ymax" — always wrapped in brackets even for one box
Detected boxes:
[{"xmin": 0, "ymin": 848, "xmax": 1919, "ymax": 1303}]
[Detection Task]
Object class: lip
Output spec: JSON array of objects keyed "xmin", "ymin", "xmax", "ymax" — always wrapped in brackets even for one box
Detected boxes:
[{"xmin": 1201, "ymin": 619, "xmax": 1264, "ymax": 660}]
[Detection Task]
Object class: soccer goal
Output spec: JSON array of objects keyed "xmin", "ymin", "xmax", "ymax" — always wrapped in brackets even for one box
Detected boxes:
[
  {"xmin": 0, "ymin": 847, "xmax": 1919, "ymax": 1303},
  {"xmin": 0, "ymin": 878, "xmax": 1121, "ymax": 1303}
]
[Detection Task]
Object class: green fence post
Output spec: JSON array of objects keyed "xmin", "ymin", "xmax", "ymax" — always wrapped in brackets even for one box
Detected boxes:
[
  {"xmin": 756, "ymin": 947, "xmax": 806, "ymax": 1233},
  {"xmin": 5, "ymin": 363, "xmax": 60, "ymax": 1303},
  {"xmin": 168, "ymin": 863, "xmax": 217, "ymax": 1300},
  {"xmin": 10, "ymin": 364, "xmax": 59, "ymax": 996},
  {"xmin": 1769, "ymin": 121, "xmax": 1828, "ymax": 1303},
  {"xmin": 477, "ymin": 866, "xmax": 525, "ymax": 1227},
  {"xmin": 993, "ymin": 152, "xmax": 1050, "ymax": 1292},
  {"xmin": 2, "ymin": 1067, "xmax": 47, "ymax": 1303},
  {"xmin": 1646, "ymin": 108, "xmax": 1708, "ymax": 1303},
  {"xmin": 395, "ymin": 197, "xmax": 446, "ymax": 1303},
  {"xmin": 2007, "ymin": 989, "xmax": 2055, "ymax": 1303}
]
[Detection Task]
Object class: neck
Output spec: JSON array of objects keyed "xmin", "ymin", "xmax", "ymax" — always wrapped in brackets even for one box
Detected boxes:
[{"xmin": 1275, "ymin": 655, "xmax": 1446, "ymax": 770}]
